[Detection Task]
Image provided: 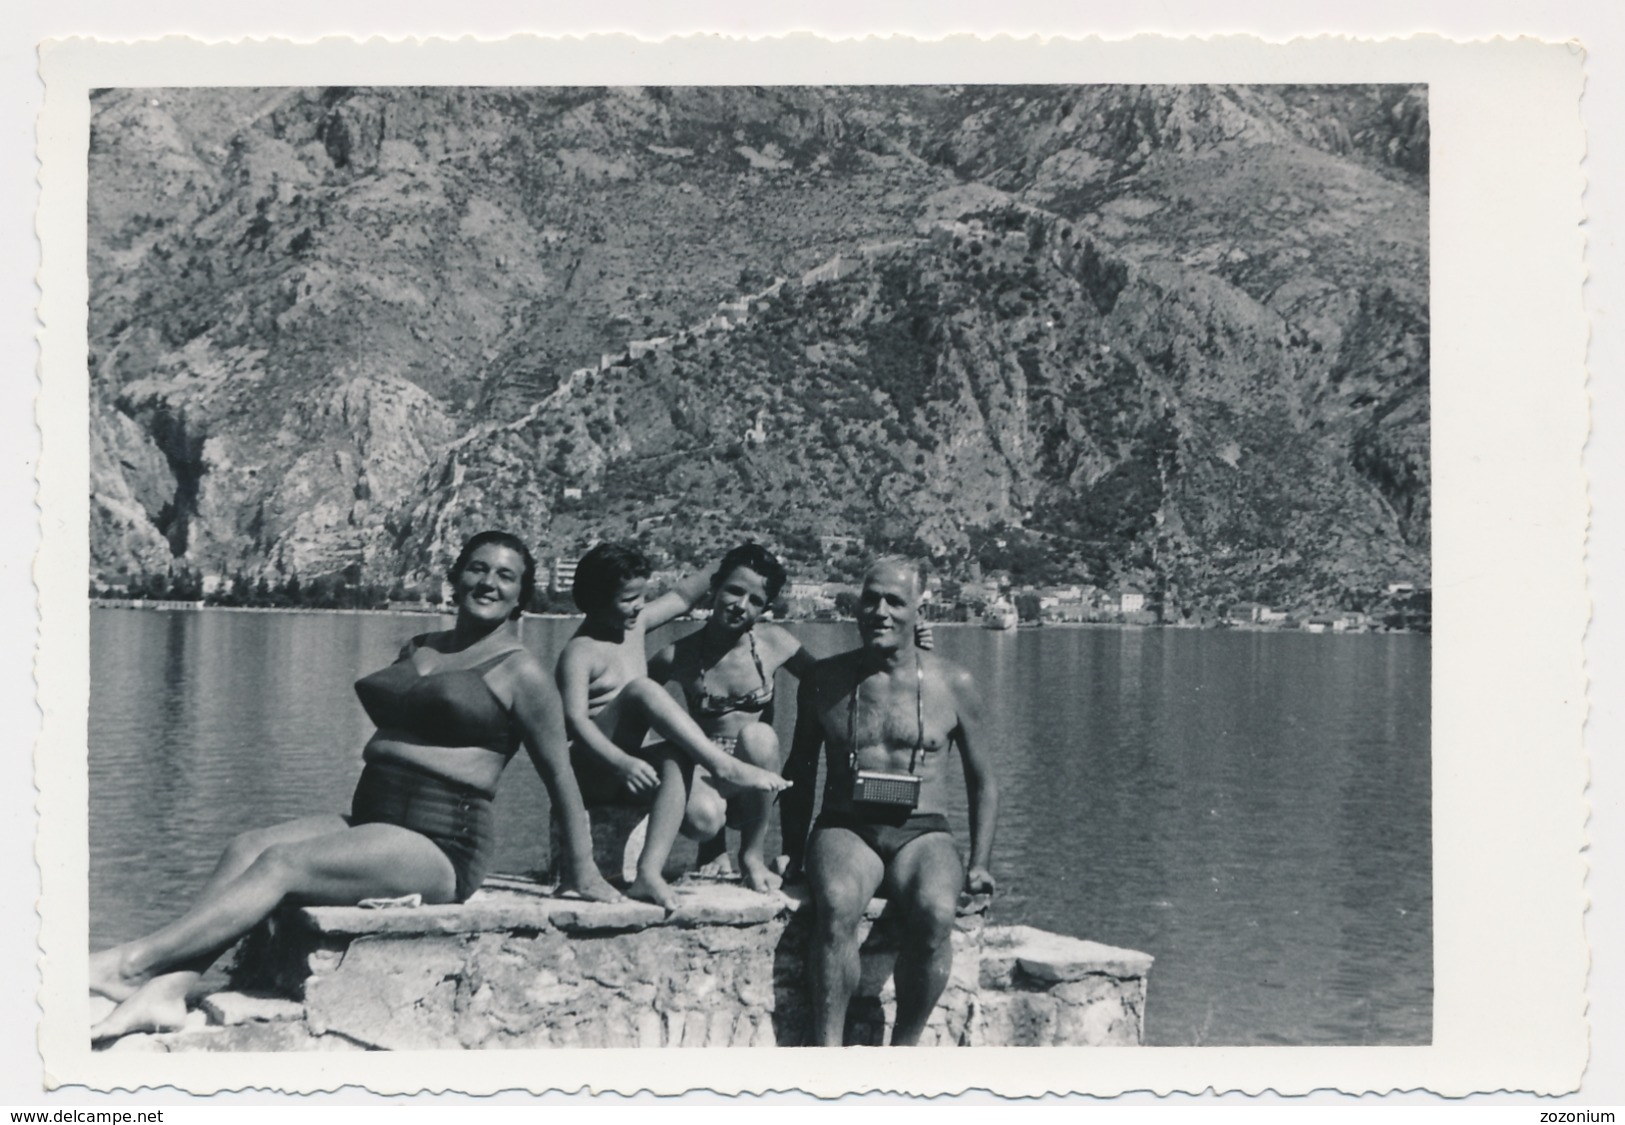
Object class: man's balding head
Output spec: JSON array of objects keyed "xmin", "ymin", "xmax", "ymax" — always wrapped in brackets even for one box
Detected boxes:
[
  {"xmin": 864, "ymin": 556, "xmax": 926, "ymax": 602},
  {"xmin": 856, "ymin": 557, "xmax": 927, "ymax": 652}
]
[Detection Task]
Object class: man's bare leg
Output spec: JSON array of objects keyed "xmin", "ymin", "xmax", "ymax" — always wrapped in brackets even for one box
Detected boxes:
[
  {"xmin": 884, "ymin": 833, "xmax": 964, "ymax": 1046},
  {"xmin": 806, "ymin": 828, "xmax": 885, "ymax": 1046}
]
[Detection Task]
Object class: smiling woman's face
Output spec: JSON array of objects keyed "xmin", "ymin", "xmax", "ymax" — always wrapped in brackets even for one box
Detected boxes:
[
  {"xmin": 710, "ymin": 565, "xmax": 771, "ymax": 633},
  {"xmin": 453, "ymin": 543, "xmax": 526, "ymax": 622}
]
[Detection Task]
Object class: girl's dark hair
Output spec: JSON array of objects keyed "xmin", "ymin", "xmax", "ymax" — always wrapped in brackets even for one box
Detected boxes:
[
  {"xmin": 448, "ymin": 530, "xmax": 537, "ymax": 620},
  {"xmin": 713, "ymin": 541, "xmax": 789, "ymax": 603},
  {"xmin": 571, "ymin": 542, "xmax": 652, "ymax": 615}
]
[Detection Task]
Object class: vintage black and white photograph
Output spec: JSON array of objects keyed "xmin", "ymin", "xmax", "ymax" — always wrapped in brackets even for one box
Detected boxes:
[{"xmin": 77, "ymin": 79, "xmax": 1436, "ymax": 1056}]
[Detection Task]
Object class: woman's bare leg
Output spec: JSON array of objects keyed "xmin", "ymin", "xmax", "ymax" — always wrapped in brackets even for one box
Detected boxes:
[
  {"xmin": 733, "ymin": 724, "xmax": 783, "ymax": 893},
  {"xmin": 90, "ymin": 815, "xmax": 349, "ymax": 1004},
  {"xmin": 91, "ymin": 823, "xmax": 455, "ymax": 1042},
  {"xmin": 620, "ymin": 680, "xmax": 790, "ymax": 793}
]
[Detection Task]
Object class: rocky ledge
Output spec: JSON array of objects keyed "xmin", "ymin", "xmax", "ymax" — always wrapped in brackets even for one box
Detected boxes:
[{"xmin": 100, "ymin": 874, "xmax": 1153, "ymax": 1051}]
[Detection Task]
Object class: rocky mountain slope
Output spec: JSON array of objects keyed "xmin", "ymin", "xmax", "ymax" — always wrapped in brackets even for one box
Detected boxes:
[{"xmin": 89, "ymin": 84, "xmax": 1428, "ymax": 614}]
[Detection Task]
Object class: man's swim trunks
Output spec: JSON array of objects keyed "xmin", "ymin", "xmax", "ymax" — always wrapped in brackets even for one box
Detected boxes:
[
  {"xmin": 812, "ymin": 808, "xmax": 952, "ymax": 866},
  {"xmin": 348, "ymin": 757, "xmax": 496, "ymax": 902}
]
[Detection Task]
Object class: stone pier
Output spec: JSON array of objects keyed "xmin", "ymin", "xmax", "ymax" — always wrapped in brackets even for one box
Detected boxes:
[{"xmin": 106, "ymin": 874, "xmax": 1152, "ymax": 1052}]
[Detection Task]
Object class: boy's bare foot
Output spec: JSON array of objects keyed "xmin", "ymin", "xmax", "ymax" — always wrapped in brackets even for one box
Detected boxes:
[
  {"xmin": 709, "ymin": 756, "xmax": 791, "ymax": 794},
  {"xmin": 90, "ymin": 973, "xmax": 190, "ymax": 1044},
  {"xmin": 89, "ymin": 947, "xmax": 144, "ymax": 1003},
  {"xmin": 740, "ymin": 856, "xmax": 783, "ymax": 894},
  {"xmin": 627, "ymin": 871, "xmax": 681, "ymax": 915},
  {"xmin": 560, "ymin": 867, "xmax": 624, "ymax": 903}
]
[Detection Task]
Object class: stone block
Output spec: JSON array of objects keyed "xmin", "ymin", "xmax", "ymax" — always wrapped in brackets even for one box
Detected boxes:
[
  {"xmin": 549, "ymin": 804, "xmax": 701, "ymax": 884},
  {"xmin": 976, "ymin": 990, "xmax": 1059, "ymax": 1047},
  {"xmin": 1055, "ymin": 990, "xmax": 1137, "ymax": 1047},
  {"xmin": 303, "ymin": 934, "xmax": 470, "ymax": 1050},
  {"xmin": 667, "ymin": 882, "xmax": 792, "ymax": 927},
  {"xmin": 201, "ymin": 991, "xmax": 305, "ymax": 1027},
  {"xmin": 202, "ymin": 877, "xmax": 1151, "ymax": 1052},
  {"xmin": 636, "ymin": 1007, "xmax": 664, "ymax": 1048},
  {"xmin": 982, "ymin": 924, "xmax": 1154, "ymax": 982}
]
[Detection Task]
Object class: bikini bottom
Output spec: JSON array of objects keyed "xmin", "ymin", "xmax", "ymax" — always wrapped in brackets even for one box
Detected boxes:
[
  {"xmin": 348, "ymin": 758, "xmax": 496, "ymax": 902},
  {"xmin": 812, "ymin": 807, "xmax": 952, "ymax": 867}
]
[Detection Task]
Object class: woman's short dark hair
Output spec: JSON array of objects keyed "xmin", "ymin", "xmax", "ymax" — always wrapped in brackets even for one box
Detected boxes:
[
  {"xmin": 571, "ymin": 542, "xmax": 652, "ymax": 614},
  {"xmin": 713, "ymin": 541, "xmax": 789, "ymax": 603},
  {"xmin": 448, "ymin": 530, "xmax": 537, "ymax": 620}
]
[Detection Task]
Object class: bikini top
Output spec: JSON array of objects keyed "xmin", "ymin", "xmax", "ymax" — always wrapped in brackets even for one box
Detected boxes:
[
  {"xmin": 846, "ymin": 653, "xmax": 928, "ymax": 775},
  {"xmin": 692, "ymin": 631, "xmax": 774, "ymax": 719},
  {"xmin": 354, "ymin": 639, "xmax": 526, "ymax": 755}
]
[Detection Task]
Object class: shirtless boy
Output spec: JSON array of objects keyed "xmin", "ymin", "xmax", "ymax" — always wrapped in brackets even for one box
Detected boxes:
[
  {"xmin": 781, "ymin": 557, "xmax": 998, "ymax": 1046},
  {"xmin": 555, "ymin": 542, "xmax": 789, "ymax": 911}
]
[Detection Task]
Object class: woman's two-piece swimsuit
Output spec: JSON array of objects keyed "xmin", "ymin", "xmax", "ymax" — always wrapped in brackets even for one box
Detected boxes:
[
  {"xmin": 690, "ymin": 632, "xmax": 775, "ymax": 826},
  {"xmin": 691, "ymin": 631, "xmax": 775, "ymax": 746},
  {"xmin": 811, "ymin": 657, "xmax": 951, "ymax": 865},
  {"xmin": 349, "ymin": 641, "xmax": 525, "ymax": 901}
]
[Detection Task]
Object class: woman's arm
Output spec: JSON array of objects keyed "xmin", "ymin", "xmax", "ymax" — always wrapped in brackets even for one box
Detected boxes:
[
  {"xmin": 510, "ymin": 654, "xmax": 575, "ymax": 789},
  {"xmin": 764, "ymin": 625, "xmax": 817, "ymax": 681}
]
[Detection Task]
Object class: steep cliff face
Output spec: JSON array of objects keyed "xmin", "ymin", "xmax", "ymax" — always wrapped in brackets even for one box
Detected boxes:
[{"xmin": 89, "ymin": 85, "xmax": 1427, "ymax": 610}]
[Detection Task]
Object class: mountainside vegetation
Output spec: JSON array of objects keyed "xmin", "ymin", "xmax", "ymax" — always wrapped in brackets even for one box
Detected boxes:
[{"xmin": 89, "ymin": 84, "xmax": 1428, "ymax": 617}]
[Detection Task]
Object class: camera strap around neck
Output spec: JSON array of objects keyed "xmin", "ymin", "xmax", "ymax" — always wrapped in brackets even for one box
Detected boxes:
[{"xmin": 847, "ymin": 652, "xmax": 925, "ymax": 775}]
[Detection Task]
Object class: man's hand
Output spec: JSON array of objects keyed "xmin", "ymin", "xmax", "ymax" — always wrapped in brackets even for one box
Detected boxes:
[
  {"xmin": 964, "ymin": 865, "xmax": 996, "ymax": 896},
  {"xmin": 615, "ymin": 754, "xmax": 660, "ymax": 795},
  {"xmin": 914, "ymin": 620, "xmax": 935, "ymax": 650},
  {"xmin": 776, "ymin": 854, "xmax": 805, "ymax": 885}
]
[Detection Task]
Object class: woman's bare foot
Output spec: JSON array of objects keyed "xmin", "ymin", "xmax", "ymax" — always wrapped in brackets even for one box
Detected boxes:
[
  {"xmin": 560, "ymin": 866, "xmax": 624, "ymax": 903},
  {"xmin": 740, "ymin": 855, "xmax": 783, "ymax": 894},
  {"xmin": 90, "ymin": 973, "xmax": 191, "ymax": 1044},
  {"xmin": 626, "ymin": 871, "xmax": 681, "ymax": 915},
  {"xmin": 89, "ymin": 947, "xmax": 145, "ymax": 1003},
  {"xmin": 709, "ymin": 756, "xmax": 790, "ymax": 794}
]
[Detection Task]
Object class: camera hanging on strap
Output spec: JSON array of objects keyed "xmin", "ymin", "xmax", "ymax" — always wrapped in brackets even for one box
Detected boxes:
[{"xmin": 846, "ymin": 654, "xmax": 926, "ymax": 810}]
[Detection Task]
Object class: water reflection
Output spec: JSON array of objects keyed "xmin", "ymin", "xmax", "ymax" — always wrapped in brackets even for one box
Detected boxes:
[{"xmin": 88, "ymin": 611, "xmax": 1430, "ymax": 1046}]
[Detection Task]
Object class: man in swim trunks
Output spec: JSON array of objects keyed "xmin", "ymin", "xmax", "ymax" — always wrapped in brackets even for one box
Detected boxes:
[{"xmin": 781, "ymin": 557, "xmax": 998, "ymax": 1046}]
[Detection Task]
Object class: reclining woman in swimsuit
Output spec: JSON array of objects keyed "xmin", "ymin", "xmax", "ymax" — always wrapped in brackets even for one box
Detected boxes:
[
  {"xmin": 649, "ymin": 543, "xmax": 929, "ymax": 893},
  {"xmin": 87, "ymin": 530, "xmax": 621, "ymax": 1043}
]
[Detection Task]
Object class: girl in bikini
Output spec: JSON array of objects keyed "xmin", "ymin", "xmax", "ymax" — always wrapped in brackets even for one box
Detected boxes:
[
  {"xmin": 87, "ymin": 530, "xmax": 621, "ymax": 1043},
  {"xmin": 649, "ymin": 543, "xmax": 930, "ymax": 894}
]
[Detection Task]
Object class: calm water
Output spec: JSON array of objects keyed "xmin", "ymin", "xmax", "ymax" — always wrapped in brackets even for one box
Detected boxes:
[{"xmin": 88, "ymin": 609, "xmax": 1431, "ymax": 1046}]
